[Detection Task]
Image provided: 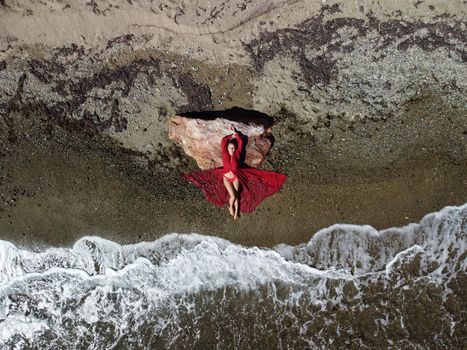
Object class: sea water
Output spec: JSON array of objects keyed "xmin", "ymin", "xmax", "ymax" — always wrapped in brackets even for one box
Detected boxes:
[{"xmin": 0, "ymin": 204, "xmax": 465, "ymax": 349}]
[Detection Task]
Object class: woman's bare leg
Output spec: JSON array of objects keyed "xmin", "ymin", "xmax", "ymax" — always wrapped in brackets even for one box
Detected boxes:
[
  {"xmin": 223, "ymin": 177, "xmax": 236, "ymax": 216},
  {"xmin": 232, "ymin": 178, "xmax": 240, "ymax": 219}
]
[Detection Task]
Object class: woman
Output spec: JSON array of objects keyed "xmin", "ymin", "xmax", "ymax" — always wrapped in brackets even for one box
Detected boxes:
[
  {"xmin": 183, "ymin": 125, "xmax": 287, "ymax": 219},
  {"xmin": 221, "ymin": 125, "xmax": 243, "ymax": 219}
]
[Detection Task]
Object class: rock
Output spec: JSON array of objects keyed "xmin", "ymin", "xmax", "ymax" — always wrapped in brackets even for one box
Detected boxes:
[{"xmin": 168, "ymin": 115, "xmax": 273, "ymax": 169}]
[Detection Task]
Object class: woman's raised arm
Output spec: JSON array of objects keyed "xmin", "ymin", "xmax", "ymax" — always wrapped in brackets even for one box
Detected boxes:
[
  {"xmin": 234, "ymin": 131, "xmax": 243, "ymax": 154},
  {"xmin": 221, "ymin": 134, "xmax": 231, "ymax": 157}
]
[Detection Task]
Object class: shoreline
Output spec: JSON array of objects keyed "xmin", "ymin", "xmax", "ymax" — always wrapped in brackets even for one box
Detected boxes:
[{"xmin": 0, "ymin": 122, "xmax": 465, "ymax": 250}]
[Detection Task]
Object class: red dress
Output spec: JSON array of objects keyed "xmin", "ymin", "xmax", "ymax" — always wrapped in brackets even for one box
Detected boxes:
[{"xmin": 182, "ymin": 133, "xmax": 287, "ymax": 213}]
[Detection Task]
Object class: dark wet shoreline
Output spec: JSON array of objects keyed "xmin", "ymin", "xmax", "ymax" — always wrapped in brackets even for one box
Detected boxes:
[{"xmin": 0, "ymin": 115, "xmax": 465, "ymax": 250}]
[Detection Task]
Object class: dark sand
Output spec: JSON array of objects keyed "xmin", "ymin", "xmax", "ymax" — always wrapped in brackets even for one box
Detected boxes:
[{"xmin": 1, "ymin": 109, "xmax": 465, "ymax": 249}]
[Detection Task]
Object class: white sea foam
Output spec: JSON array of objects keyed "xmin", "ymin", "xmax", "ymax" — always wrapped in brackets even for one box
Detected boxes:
[
  {"xmin": 275, "ymin": 203, "xmax": 466, "ymax": 277},
  {"xmin": 0, "ymin": 203, "xmax": 465, "ymax": 349},
  {"xmin": 0, "ymin": 315, "xmax": 48, "ymax": 344}
]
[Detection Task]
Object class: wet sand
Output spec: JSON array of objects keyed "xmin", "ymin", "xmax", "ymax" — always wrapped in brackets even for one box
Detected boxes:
[{"xmin": 0, "ymin": 116, "xmax": 465, "ymax": 250}]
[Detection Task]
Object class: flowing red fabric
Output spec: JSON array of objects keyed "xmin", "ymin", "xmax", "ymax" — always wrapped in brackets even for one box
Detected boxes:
[{"xmin": 182, "ymin": 132, "xmax": 287, "ymax": 213}]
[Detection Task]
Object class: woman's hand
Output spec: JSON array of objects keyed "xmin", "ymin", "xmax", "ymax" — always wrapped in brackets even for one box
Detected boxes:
[{"xmin": 230, "ymin": 124, "xmax": 237, "ymax": 133}]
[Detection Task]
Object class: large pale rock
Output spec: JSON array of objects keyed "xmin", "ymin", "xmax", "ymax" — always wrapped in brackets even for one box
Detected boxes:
[{"xmin": 168, "ymin": 116, "xmax": 273, "ymax": 170}]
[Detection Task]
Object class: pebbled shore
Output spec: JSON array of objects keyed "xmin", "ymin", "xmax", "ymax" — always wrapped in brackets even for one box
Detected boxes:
[{"xmin": 0, "ymin": 111, "xmax": 465, "ymax": 249}]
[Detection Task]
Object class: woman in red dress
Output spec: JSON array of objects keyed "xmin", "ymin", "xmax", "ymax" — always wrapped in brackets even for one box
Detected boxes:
[{"xmin": 182, "ymin": 125, "xmax": 287, "ymax": 219}]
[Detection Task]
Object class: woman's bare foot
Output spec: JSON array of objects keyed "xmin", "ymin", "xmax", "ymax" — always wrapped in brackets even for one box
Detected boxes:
[
  {"xmin": 233, "ymin": 199, "xmax": 239, "ymax": 219},
  {"xmin": 228, "ymin": 195, "xmax": 235, "ymax": 216}
]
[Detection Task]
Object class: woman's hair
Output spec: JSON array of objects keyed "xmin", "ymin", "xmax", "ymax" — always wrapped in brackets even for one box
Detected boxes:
[{"xmin": 227, "ymin": 138, "xmax": 238, "ymax": 148}]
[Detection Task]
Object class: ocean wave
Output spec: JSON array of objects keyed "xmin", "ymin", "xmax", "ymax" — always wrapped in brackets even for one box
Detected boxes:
[{"xmin": 0, "ymin": 203, "xmax": 465, "ymax": 349}]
